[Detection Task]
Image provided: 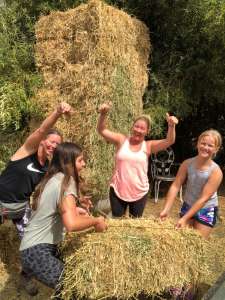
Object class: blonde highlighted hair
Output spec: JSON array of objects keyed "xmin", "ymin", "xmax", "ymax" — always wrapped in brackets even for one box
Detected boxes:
[
  {"xmin": 133, "ymin": 115, "xmax": 151, "ymax": 133},
  {"xmin": 198, "ymin": 129, "xmax": 222, "ymax": 151}
]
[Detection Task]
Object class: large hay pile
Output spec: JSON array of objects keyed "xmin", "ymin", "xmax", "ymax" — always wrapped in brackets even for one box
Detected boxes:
[
  {"xmin": 34, "ymin": 0, "xmax": 150, "ymax": 199},
  {"xmin": 60, "ymin": 218, "xmax": 212, "ymax": 300}
]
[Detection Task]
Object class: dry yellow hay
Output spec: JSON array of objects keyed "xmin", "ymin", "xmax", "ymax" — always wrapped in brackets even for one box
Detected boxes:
[
  {"xmin": 0, "ymin": 261, "xmax": 9, "ymax": 290},
  {"xmin": 0, "ymin": 223, "xmax": 19, "ymax": 289},
  {"xmin": 0, "ymin": 223, "xmax": 19, "ymax": 264},
  {"xmin": 34, "ymin": 0, "xmax": 150, "ymax": 199},
  {"xmin": 60, "ymin": 218, "xmax": 213, "ymax": 299}
]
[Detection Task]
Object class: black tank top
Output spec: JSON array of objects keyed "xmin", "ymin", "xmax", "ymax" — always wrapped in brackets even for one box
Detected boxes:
[{"xmin": 0, "ymin": 153, "xmax": 48, "ymax": 203}]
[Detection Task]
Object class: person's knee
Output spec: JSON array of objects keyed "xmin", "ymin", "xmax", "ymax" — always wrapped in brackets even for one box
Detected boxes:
[
  {"xmin": 36, "ymin": 267, "xmax": 63, "ymax": 289},
  {"xmin": 129, "ymin": 204, "xmax": 145, "ymax": 218}
]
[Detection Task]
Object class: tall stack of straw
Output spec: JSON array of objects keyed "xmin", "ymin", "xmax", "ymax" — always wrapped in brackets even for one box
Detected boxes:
[{"xmin": 34, "ymin": 0, "xmax": 150, "ymax": 198}]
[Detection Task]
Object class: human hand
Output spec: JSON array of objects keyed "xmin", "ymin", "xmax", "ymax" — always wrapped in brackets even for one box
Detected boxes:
[
  {"xmin": 94, "ymin": 216, "xmax": 108, "ymax": 232},
  {"xmin": 175, "ymin": 217, "xmax": 188, "ymax": 229},
  {"xmin": 98, "ymin": 102, "xmax": 112, "ymax": 115},
  {"xmin": 159, "ymin": 210, "xmax": 169, "ymax": 221},
  {"xmin": 79, "ymin": 195, "xmax": 93, "ymax": 214},
  {"xmin": 57, "ymin": 102, "xmax": 73, "ymax": 116},
  {"xmin": 166, "ymin": 113, "xmax": 179, "ymax": 127}
]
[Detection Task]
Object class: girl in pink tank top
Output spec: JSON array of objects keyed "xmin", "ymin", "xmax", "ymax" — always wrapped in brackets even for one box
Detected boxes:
[{"xmin": 97, "ymin": 103, "xmax": 178, "ymax": 217}]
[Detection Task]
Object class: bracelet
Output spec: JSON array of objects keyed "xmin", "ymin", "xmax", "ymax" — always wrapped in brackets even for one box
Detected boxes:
[{"xmin": 168, "ymin": 124, "xmax": 175, "ymax": 128}]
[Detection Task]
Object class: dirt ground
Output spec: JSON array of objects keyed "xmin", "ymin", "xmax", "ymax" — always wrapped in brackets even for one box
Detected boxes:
[{"xmin": 0, "ymin": 184, "xmax": 225, "ymax": 300}]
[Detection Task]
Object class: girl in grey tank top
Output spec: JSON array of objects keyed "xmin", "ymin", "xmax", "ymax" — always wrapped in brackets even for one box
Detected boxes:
[
  {"xmin": 183, "ymin": 158, "xmax": 218, "ymax": 208},
  {"xmin": 160, "ymin": 129, "xmax": 223, "ymax": 239}
]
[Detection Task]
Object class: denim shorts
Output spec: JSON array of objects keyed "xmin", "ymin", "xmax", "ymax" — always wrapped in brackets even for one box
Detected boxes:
[{"xmin": 180, "ymin": 202, "xmax": 218, "ymax": 228}]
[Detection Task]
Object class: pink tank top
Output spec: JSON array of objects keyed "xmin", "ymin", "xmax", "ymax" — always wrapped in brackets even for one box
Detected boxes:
[{"xmin": 110, "ymin": 138, "xmax": 149, "ymax": 202}]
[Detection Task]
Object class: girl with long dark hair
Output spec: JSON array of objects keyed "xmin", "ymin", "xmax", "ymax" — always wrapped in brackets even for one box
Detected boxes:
[{"xmin": 19, "ymin": 142, "xmax": 107, "ymax": 292}]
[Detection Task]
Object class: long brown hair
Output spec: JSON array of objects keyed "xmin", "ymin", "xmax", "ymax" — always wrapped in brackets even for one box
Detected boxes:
[{"xmin": 33, "ymin": 142, "xmax": 82, "ymax": 209}]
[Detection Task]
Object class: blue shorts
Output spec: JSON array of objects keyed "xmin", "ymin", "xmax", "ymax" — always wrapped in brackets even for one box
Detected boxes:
[{"xmin": 180, "ymin": 202, "xmax": 218, "ymax": 228}]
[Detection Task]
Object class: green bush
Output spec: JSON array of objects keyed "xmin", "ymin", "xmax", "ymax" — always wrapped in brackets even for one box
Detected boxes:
[{"xmin": 0, "ymin": 82, "xmax": 28, "ymax": 131}]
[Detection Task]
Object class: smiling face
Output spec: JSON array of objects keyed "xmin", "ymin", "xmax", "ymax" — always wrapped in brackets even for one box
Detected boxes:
[
  {"xmin": 76, "ymin": 154, "xmax": 86, "ymax": 173},
  {"xmin": 131, "ymin": 119, "xmax": 149, "ymax": 142},
  {"xmin": 41, "ymin": 134, "xmax": 62, "ymax": 157},
  {"xmin": 197, "ymin": 135, "xmax": 218, "ymax": 159}
]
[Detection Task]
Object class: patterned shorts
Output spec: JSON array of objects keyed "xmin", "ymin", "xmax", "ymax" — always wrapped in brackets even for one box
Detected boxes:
[
  {"xmin": 12, "ymin": 205, "xmax": 32, "ymax": 239},
  {"xmin": 180, "ymin": 202, "xmax": 218, "ymax": 228},
  {"xmin": 20, "ymin": 243, "xmax": 64, "ymax": 289},
  {"xmin": 0, "ymin": 202, "xmax": 31, "ymax": 239}
]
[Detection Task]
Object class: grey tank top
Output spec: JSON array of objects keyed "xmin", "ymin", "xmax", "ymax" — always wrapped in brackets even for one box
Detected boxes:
[{"xmin": 183, "ymin": 157, "xmax": 219, "ymax": 208}]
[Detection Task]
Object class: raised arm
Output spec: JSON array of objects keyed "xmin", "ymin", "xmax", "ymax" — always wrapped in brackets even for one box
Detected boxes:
[
  {"xmin": 60, "ymin": 194, "xmax": 107, "ymax": 232},
  {"xmin": 12, "ymin": 102, "xmax": 72, "ymax": 159},
  {"xmin": 150, "ymin": 113, "xmax": 178, "ymax": 154},
  {"xmin": 160, "ymin": 159, "xmax": 189, "ymax": 220},
  {"xmin": 176, "ymin": 166, "xmax": 223, "ymax": 228},
  {"xmin": 97, "ymin": 103, "xmax": 125, "ymax": 146}
]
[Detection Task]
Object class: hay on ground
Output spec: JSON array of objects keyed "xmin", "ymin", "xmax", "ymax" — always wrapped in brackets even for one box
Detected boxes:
[
  {"xmin": 34, "ymin": 0, "xmax": 150, "ymax": 200},
  {"xmin": 60, "ymin": 218, "xmax": 213, "ymax": 300}
]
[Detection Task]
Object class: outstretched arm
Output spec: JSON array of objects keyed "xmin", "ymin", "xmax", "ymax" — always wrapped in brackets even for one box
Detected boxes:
[
  {"xmin": 97, "ymin": 103, "xmax": 125, "ymax": 146},
  {"xmin": 60, "ymin": 194, "xmax": 107, "ymax": 232},
  {"xmin": 150, "ymin": 113, "xmax": 178, "ymax": 154},
  {"xmin": 176, "ymin": 166, "xmax": 223, "ymax": 228},
  {"xmin": 160, "ymin": 160, "xmax": 188, "ymax": 220},
  {"xmin": 12, "ymin": 102, "xmax": 72, "ymax": 159}
]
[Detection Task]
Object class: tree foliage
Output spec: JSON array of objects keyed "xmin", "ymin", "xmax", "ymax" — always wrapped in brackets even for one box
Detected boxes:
[
  {"xmin": 0, "ymin": 0, "xmax": 225, "ymax": 166},
  {"xmin": 0, "ymin": 3, "xmax": 39, "ymax": 133},
  {"xmin": 106, "ymin": 1, "xmax": 225, "ymax": 165},
  {"xmin": 0, "ymin": 0, "xmax": 84, "ymax": 136}
]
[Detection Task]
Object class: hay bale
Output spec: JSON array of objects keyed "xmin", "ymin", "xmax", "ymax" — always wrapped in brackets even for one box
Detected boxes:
[
  {"xmin": 34, "ymin": 0, "xmax": 150, "ymax": 199},
  {"xmin": 60, "ymin": 218, "xmax": 212, "ymax": 300},
  {"xmin": 94, "ymin": 198, "xmax": 111, "ymax": 216},
  {"xmin": 0, "ymin": 222, "xmax": 19, "ymax": 289},
  {"xmin": 0, "ymin": 261, "xmax": 9, "ymax": 289},
  {"xmin": 0, "ymin": 222, "xmax": 19, "ymax": 264}
]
